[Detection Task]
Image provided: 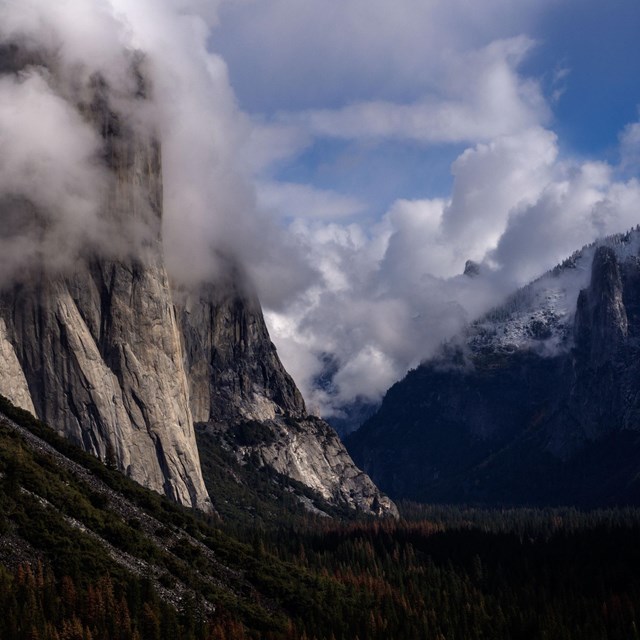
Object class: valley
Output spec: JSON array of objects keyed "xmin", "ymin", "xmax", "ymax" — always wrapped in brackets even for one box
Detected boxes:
[{"xmin": 2, "ymin": 396, "xmax": 640, "ymax": 639}]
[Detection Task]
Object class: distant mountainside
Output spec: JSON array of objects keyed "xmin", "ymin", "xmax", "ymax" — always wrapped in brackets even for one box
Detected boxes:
[
  {"xmin": 0, "ymin": 43, "xmax": 395, "ymax": 517},
  {"xmin": 347, "ymin": 228, "xmax": 640, "ymax": 507}
]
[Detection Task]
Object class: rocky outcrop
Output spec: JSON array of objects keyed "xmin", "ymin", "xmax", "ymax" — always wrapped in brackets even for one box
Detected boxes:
[
  {"xmin": 552, "ymin": 245, "xmax": 640, "ymax": 453},
  {"xmin": 575, "ymin": 246, "xmax": 629, "ymax": 364},
  {"xmin": 347, "ymin": 229, "xmax": 640, "ymax": 507},
  {"xmin": 253, "ymin": 416, "xmax": 393, "ymax": 513},
  {"xmin": 178, "ymin": 284, "xmax": 398, "ymax": 517},
  {"xmin": 178, "ymin": 285, "xmax": 305, "ymax": 425},
  {"xmin": 463, "ymin": 259, "xmax": 481, "ymax": 278},
  {"xmin": 0, "ymin": 260, "xmax": 212, "ymax": 511},
  {"xmin": 206, "ymin": 415, "xmax": 397, "ymax": 516}
]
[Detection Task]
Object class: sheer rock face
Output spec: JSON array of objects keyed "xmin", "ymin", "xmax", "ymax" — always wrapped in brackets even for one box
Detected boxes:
[
  {"xmin": 574, "ymin": 246, "xmax": 629, "ymax": 365},
  {"xmin": 0, "ymin": 262, "xmax": 211, "ymax": 511},
  {"xmin": 178, "ymin": 286, "xmax": 306, "ymax": 425},
  {"xmin": 0, "ymin": 51, "xmax": 211, "ymax": 511},
  {"xmin": 178, "ymin": 286, "xmax": 398, "ymax": 517},
  {"xmin": 0, "ymin": 45, "xmax": 395, "ymax": 517},
  {"xmin": 0, "ymin": 317, "xmax": 35, "ymax": 416},
  {"xmin": 555, "ymin": 245, "xmax": 639, "ymax": 451}
]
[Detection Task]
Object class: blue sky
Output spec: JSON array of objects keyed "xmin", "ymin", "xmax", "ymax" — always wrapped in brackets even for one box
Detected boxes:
[
  {"xmin": 212, "ymin": 0, "xmax": 640, "ymax": 218},
  {"xmin": 526, "ymin": 0, "xmax": 640, "ymax": 158}
]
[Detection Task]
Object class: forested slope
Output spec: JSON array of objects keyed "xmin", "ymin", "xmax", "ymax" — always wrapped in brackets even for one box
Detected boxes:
[{"xmin": 2, "ymin": 397, "xmax": 640, "ymax": 639}]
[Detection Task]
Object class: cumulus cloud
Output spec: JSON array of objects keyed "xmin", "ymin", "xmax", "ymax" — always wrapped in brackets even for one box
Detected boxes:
[
  {"xmin": 440, "ymin": 127, "xmax": 558, "ymax": 263},
  {"xmin": 268, "ymin": 127, "xmax": 640, "ymax": 417},
  {"xmin": 209, "ymin": 1, "xmax": 640, "ymax": 419},
  {"xmin": 491, "ymin": 163, "xmax": 640, "ymax": 283}
]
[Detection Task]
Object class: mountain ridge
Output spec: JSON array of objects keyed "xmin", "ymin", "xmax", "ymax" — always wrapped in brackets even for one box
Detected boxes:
[{"xmin": 347, "ymin": 226, "xmax": 640, "ymax": 506}]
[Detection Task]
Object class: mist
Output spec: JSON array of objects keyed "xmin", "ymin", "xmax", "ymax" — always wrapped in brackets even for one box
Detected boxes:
[{"xmin": 0, "ymin": 0, "xmax": 313, "ymax": 297}]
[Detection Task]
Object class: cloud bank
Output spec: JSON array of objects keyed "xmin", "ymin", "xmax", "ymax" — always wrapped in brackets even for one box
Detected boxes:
[
  {"xmin": 0, "ymin": 0, "xmax": 313, "ymax": 301},
  {"xmin": 216, "ymin": 1, "xmax": 640, "ymax": 418},
  {"xmin": 267, "ymin": 128, "xmax": 640, "ymax": 417}
]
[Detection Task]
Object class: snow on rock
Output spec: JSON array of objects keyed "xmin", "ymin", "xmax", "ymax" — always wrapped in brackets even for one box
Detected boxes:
[{"xmin": 467, "ymin": 227, "xmax": 640, "ymax": 357}]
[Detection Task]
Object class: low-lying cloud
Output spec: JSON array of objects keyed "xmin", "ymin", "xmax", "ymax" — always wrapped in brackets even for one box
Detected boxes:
[
  {"xmin": 268, "ymin": 128, "xmax": 640, "ymax": 417},
  {"xmin": 0, "ymin": 68, "xmax": 107, "ymax": 282},
  {"xmin": 0, "ymin": 0, "xmax": 313, "ymax": 301}
]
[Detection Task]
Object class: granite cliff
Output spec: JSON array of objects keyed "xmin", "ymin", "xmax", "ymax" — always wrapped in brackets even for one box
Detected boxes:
[
  {"xmin": 0, "ymin": 44, "xmax": 395, "ymax": 517},
  {"xmin": 178, "ymin": 285, "xmax": 397, "ymax": 515},
  {"xmin": 0, "ymin": 48, "xmax": 211, "ymax": 510}
]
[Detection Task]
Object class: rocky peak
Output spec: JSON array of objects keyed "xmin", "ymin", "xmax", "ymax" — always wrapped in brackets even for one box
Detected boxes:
[
  {"xmin": 575, "ymin": 246, "xmax": 628, "ymax": 364},
  {"xmin": 464, "ymin": 259, "xmax": 481, "ymax": 277},
  {"xmin": 347, "ymin": 228, "xmax": 640, "ymax": 507}
]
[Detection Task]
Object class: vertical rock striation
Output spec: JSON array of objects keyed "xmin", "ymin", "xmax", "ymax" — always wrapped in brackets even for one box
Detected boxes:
[
  {"xmin": 0, "ymin": 48, "xmax": 211, "ymax": 511},
  {"xmin": 178, "ymin": 284, "xmax": 306, "ymax": 425}
]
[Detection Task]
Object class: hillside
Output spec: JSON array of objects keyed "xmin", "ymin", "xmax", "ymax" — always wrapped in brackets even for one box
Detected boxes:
[{"xmin": 0, "ymin": 394, "xmax": 402, "ymax": 639}]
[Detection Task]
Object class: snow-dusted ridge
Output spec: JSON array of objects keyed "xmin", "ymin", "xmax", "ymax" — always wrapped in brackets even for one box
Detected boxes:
[{"xmin": 466, "ymin": 226, "xmax": 640, "ymax": 357}]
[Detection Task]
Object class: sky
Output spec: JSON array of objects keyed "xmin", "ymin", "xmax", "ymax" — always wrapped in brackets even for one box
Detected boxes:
[
  {"xmin": 209, "ymin": 0, "xmax": 640, "ymax": 415},
  {"xmin": 1, "ymin": 0, "xmax": 639, "ymax": 419}
]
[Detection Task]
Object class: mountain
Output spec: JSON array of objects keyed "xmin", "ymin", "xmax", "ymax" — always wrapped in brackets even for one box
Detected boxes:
[
  {"xmin": 0, "ymin": 43, "xmax": 395, "ymax": 517},
  {"xmin": 177, "ymin": 284, "xmax": 396, "ymax": 515},
  {"xmin": 347, "ymin": 228, "xmax": 640, "ymax": 507}
]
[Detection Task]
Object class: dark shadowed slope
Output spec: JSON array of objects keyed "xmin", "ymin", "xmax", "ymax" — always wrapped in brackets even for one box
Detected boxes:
[{"xmin": 347, "ymin": 228, "xmax": 640, "ymax": 507}]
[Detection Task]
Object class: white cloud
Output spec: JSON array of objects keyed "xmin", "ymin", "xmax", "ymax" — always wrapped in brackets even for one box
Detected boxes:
[
  {"xmin": 239, "ymin": 120, "xmax": 312, "ymax": 175},
  {"xmin": 257, "ymin": 181, "xmax": 366, "ymax": 220},
  {"xmin": 620, "ymin": 117, "xmax": 640, "ymax": 173},
  {"xmin": 268, "ymin": 126, "xmax": 640, "ymax": 415},
  {"xmin": 0, "ymin": 0, "xmax": 316, "ymax": 309},
  {"xmin": 279, "ymin": 37, "xmax": 549, "ymax": 145},
  {"xmin": 492, "ymin": 163, "xmax": 640, "ymax": 283},
  {"xmin": 202, "ymin": 1, "xmax": 603, "ymax": 416},
  {"xmin": 441, "ymin": 127, "xmax": 558, "ymax": 262},
  {"xmin": 0, "ymin": 70, "xmax": 107, "ymax": 283},
  {"xmin": 3, "ymin": 0, "xmax": 640, "ymax": 424},
  {"xmin": 214, "ymin": 0, "xmax": 554, "ymax": 110}
]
